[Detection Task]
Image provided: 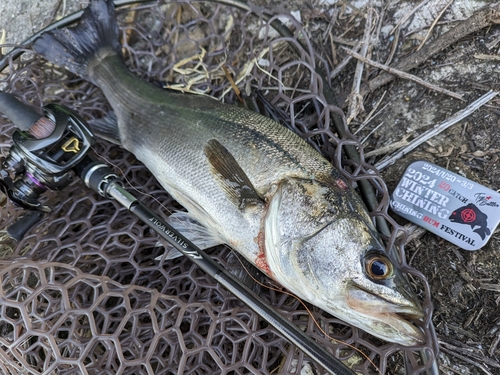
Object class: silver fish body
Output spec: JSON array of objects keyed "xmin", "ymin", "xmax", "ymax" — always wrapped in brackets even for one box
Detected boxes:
[{"xmin": 33, "ymin": 0, "xmax": 425, "ymax": 345}]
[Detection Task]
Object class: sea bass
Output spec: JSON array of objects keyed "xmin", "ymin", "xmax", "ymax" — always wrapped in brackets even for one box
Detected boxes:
[{"xmin": 33, "ymin": 0, "xmax": 424, "ymax": 345}]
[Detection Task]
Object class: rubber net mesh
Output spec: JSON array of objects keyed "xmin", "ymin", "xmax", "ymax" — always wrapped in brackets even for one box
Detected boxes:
[{"xmin": 0, "ymin": 1, "xmax": 437, "ymax": 374}]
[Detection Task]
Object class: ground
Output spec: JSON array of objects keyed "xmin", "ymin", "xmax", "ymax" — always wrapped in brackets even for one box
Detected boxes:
[{"xmin": 1, "ymin": 0, "xmax": 500, "ymax": 374}]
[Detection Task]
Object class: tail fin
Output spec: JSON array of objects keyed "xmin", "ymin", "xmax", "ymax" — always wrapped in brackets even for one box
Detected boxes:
[{"xmin": 32, "ymin": 0, "xmax": 121, "ymax": 83}]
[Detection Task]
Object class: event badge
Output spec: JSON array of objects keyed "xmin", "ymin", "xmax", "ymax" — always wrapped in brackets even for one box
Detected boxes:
[{"xmin": 390, "ymin": 161, "xmax": 500, "ymax": 250}]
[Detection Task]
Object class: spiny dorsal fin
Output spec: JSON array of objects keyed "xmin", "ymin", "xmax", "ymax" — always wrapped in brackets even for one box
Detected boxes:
[{"xmin": 204, "ymin": 139, "xmax": 262, "ymax": 210}]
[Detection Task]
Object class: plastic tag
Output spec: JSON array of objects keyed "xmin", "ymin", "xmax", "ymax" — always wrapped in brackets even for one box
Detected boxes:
[{"xmin": 390, "ymin": 161, "xmax": 500, "ymax": 250}]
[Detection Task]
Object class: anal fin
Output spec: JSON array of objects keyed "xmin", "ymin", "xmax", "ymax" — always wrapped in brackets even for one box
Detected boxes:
[{"xmin": 155, "ymin": 211, "xmax": 224, "ymax": 260}]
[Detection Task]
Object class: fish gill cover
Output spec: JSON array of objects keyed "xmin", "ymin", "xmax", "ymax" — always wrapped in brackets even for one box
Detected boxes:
[{"xmin": 0, "ymin": 1, "xmax": 436, "ymax": 374}]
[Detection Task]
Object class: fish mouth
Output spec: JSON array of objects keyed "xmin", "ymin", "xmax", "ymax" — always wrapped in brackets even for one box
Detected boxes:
[{"xmin": 345, "ymin": 283, "xmax": 425, "ymax": 346}]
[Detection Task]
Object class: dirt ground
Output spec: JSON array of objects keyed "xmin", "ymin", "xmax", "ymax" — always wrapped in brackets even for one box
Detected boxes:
[{"xmin": 1, "ymin": 0, "xmax": 500, "ymax": 374}]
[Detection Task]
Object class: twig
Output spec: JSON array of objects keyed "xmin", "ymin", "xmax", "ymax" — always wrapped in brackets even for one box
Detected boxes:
[
  {"xmin": 337, "ymin": 0, "xmax": 365, "ymax": 17},
  {"xmin": 489, "ymin": 333, "xmax": 500, "ymax": 356},
  {"xmin": 475, "ymin": 54, "xmax": 500, "ymax": 61},
  {"xmin": 222, "ymin": 65, "xmax": 243, "ymax": 103},
  {"xmin": 404, "ymin": 18, "xmax": 467, "ymax": 38},
  {"xmin": 374, "ymin": 0, "xmax": 390, "ymax": 52},
  {"xmin": 360, "ymin": 121, "xmax": 384, "ymax": 144},
  {"xmin": 354, "ymin": 91, "xmax": 387, "ymax": 134},
  {"xmin": 480, "ymin": 283, "xmax": 500, "ymax": 292},
  {"xmin": 404, "ymin": 225, "xmax": 427, "ymax": 260},
  {"xmin": 0, "ymin": 29, "xmax": 6, "ymax": 56},
  {"xmin": 440, "ymin": 341, "xmax": 500, "ymax": 369},
  {"xmin": 439, "ymin": 364, "xmax": 467, "ymax": 375},
  {"xmin": 364, "ymin": 136, "xmax": 410, "ymax": 157},
  {"xmin": 220, "ymin": 45, "xmax": 273, "ymax": 99},
  {"xmin": 385, "ymin": 26, "xmax": 399, "ymax": 65},
  {"xmin": 329, "ymin": 36, "xmax": 357, "ymax": 47},
  {"xmin": 346, "ymin": 6, "xmax": 375, "ymax": 124},
  {"xmin": 486, "ymin": 35, "xmax": 500, "ymax": 50},
  {"xmin": 344, "ymin": 48, "xmax": 464, "ymax": 100},
  {"xmin": 364, "ymin": 3, "xmax": 500, "ymax": 95},
  {"xmin": 417, "ymin": 0, "xmax": 454, "ymax": 51},
  {"xmin": 322, "ymin": 7, "xmax": 339, "ymax": 41},
  {"xmin": 440, "ymin": 346, "xmax": 494, "ymax": 375},
  {"xmin": 390, "ymin": 0, "xmax": 433, "ymax": 35},
  {"xmin": 375, "ymin": 91, "xmax": 498, "ymax": 171},
  {"xmin": 48, "ymin": 0, "xmax": 64, "ymax": 23},
  {"xmin": 329, "ymin": 43, "xmax": 360, "ymax": 80}
]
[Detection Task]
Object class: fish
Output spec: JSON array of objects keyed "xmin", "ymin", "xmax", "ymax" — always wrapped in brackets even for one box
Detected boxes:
[
  {"xmin": 32, "ymin": 0, "xmax": 425, "ymax": 345},
  {"xmin": 449, "ymin": 203, "xmax": 491, "ymax": 240}
]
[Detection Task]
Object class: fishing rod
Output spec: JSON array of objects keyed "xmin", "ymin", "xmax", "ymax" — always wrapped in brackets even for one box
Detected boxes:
[{"xmin": 0, "ymin": 93, "xmax": 355, "ymax": 375}]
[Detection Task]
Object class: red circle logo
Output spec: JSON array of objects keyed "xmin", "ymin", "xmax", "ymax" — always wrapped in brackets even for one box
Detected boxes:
[{"xmin": 461, "ymin": 208, "xmax": 476, "ymax": 223}]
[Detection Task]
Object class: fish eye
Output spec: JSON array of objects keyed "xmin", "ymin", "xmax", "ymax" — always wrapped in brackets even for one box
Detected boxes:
[{"xmin": 365, "ymin": 254, "xmax": 393, "ymax": 280}]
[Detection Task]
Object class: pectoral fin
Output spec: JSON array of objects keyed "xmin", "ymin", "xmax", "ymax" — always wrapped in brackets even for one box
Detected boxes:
[{"xmin": 204, "ymin": 139, "xmax": 263, "ymax": 210}]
